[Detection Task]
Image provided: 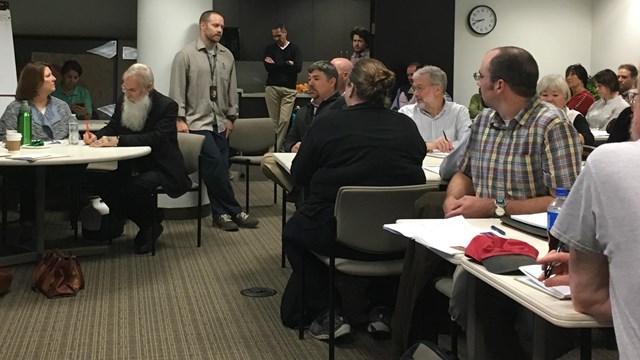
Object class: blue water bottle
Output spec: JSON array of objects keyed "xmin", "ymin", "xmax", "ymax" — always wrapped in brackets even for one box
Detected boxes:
[{"xmin": 547, "ymin": 188, "xmax": 568, "ymax": 251}]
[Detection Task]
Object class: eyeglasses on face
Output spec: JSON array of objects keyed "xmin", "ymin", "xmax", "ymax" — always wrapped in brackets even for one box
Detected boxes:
[{"xmin": 473, "ymin": 72, "xmax": 487, "ymax": 81}]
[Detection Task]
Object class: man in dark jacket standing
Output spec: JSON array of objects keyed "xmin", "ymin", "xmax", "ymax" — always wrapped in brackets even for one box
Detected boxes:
[
  {"xmin": 84, "ymin": 63, "xmax": 190, "ymax": 254},
  {"xmin": 264, "ymin": 23, "xmax": 303, "ymax": 152}
]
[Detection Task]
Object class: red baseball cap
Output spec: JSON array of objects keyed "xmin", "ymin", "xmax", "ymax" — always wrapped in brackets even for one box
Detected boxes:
[{"xmin": 464, "ymin": 234, "xmax": 539, "ymax": 274}]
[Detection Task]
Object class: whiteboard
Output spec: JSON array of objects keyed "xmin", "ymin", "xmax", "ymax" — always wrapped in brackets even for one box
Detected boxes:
[{"xmin": 0, "ymin": 9, "xmax": 17, "ymax": 96}]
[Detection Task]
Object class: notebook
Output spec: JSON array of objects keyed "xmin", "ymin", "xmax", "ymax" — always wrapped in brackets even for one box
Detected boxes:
[
  {"xmin": 517, "ymin": 264, "xmax": 571, "ymax": 300},
  {"xmin": 384, "ymin": 216, "xmax": 477, "ymax": 255},
  {"xmin": 501, "ymin": 214, "xmax": 548, "ymax": 239}
]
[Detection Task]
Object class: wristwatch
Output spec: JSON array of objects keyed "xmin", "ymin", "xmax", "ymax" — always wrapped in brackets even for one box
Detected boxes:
[{"xmin": 494, "ymin": 197, "xmax": 506, "ymax": 217}]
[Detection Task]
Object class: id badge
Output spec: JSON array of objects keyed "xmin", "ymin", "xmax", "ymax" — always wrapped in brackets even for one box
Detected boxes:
[{"xmin": 210, "ymin": 85, "xmax": 217, "ymax": 102}]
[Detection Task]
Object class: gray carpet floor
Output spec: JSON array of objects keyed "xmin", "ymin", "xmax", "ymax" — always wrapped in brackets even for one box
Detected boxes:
[{"xmin": 0, "ymin": 177, "xmax": 620, "ymax": 360}]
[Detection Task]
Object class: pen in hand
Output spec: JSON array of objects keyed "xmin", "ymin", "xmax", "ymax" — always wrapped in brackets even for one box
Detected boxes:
[
  {"xmin": 442, "ymin": 130, "xmax": 449, "ymax": 141},
  {"xmin": 544, "ymin": 242, "xmax": 565, "ymax": 279},
  {"xmin": 85, "ymin": 119, "xmax": 90, "ymax": 133}
]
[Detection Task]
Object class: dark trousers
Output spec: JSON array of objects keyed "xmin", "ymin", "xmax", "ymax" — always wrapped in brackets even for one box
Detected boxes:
[
  {"xmin": 282, "ymin": 212, "xmax": 402, "ymax": 325},
  {"xmin": 191, "ymin": 129, "xmax": 241, "ymax": 217},
  {"xmin": 95, "ymin": 167, "xmax": 165, "ymax": 229}
]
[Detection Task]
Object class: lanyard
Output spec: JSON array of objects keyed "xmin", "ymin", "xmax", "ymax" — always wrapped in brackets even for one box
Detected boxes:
[{"xmin": 206, "ymin": 46, "xmax": 217, "ymax": 86}]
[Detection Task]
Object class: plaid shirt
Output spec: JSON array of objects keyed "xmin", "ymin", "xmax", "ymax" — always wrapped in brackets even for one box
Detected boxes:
[{"xmin": 461, "ymin": 96, "xmax": 581, "ymax": 200}]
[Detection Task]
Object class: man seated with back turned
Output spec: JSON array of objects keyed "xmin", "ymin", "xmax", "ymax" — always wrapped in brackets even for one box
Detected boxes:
[
  {"xmin": 261, "ymin": 60, "xmax": 347, "ymax": 193},
  {"xmin": 398, "ymin": 65, "xmax": 471, "ymax": 152},
  {"xmin": 538, "ymin": 82, "xmax": 640, "ymax": 358},
  {"xmin": 84, "ymin": 63, "xmax": 191, "ymax": 254},
  {"xmin": 392, "ymin": 46, "xmax": 582, "ymax": 358}
]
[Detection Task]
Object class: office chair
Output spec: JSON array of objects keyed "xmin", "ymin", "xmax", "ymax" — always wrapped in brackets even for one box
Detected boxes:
[
  {"xmin": 298, "ymin": 184, "xmax": 438, "ymax": 360},
  {"xmin": 228, "ymin": 117, "xmax": 275, "ymax": 213},
  {"xmin": 150, "ymin": 132, "xmax": 205, "ymax": 256}
]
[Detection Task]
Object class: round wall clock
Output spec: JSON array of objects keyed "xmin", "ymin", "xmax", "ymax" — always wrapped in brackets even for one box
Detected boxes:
[{"xmin": 468, "ymin": 5, "xmax": 497, "ymax": 35}]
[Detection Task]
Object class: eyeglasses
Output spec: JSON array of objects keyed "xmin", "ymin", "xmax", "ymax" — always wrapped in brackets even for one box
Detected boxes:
[{"xmin": 473, "ymin": 72, "xmax": 487, "ymax": 81}]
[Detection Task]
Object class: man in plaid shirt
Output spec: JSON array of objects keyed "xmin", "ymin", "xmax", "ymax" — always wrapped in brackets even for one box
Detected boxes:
[
  {"xmin": 444, "ymin": 46, "xmax": 582, "ymax": 218},
  {"xmin": 445, "ymin": 46, "xmax": 582, "ymax": 359}
]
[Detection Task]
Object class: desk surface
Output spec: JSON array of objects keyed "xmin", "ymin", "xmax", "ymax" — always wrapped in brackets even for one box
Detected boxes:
[
  {"xmin": 273, "ymin": 152, "xmax": 444, "ymax": 185},
  {"xmin": 0, "ymin": 142, "xmax": 151, "ymax": 166},
  {"xmin": 462, "ymin": 218, "xmax": 612, "ymax": 329}
]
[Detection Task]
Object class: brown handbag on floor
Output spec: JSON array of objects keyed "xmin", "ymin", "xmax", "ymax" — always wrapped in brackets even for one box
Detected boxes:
[
  {"xmin": 0, "ymin": 268, "xmax": 12, "ymax": 295},
  {"xmin": 32, "ymin": 249, "xmax": 85, "ymax": 298}
]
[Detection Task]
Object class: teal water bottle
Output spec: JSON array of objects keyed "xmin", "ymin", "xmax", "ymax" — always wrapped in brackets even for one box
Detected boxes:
[{"xmin": 17, "ymin": 100, "xmax": 32, "ymax": 145}]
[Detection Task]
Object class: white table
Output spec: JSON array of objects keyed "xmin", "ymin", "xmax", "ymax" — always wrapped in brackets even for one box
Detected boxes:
[
  {"xmin": 0, "ymin": 142, "xmax": 151, "ymax": 266},
  {"xmin": 273, "ymin": 152, "xmax": 445, "ymax": 186},
  {"xmin": 461, "ymin": 219, "xmax": 612, "ymax": 360}
]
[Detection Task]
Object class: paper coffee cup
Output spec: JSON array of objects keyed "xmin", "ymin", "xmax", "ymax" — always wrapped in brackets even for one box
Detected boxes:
[{"xmin": 6, "ymin": 132, "xmax": 22, "ymax": 152}]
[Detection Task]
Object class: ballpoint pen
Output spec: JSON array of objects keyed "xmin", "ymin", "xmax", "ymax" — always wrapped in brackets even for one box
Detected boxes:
[
  {"xmin": 544, "ymin": 241, "xmax": 565, "ymax": 279},
  {"xmin": 85, "ymin": 119, "xmax": 90, "ymax": 133},
  {"xmin": 490, "ymin": 225, "xmax": 506, "ymax": 236},
  {"xmin": 442, "ymin": 130, "xmax": 449, "ymax": 141}
]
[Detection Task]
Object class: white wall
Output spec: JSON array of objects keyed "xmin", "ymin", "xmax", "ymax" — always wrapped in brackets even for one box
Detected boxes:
[
  {"xmin": 591, "ymin": 0, "xmax": 640, "ymax": 73},
  {"xmin": 453, "ymin": 0, "xmax": 592, "ymax": 106},
  {"xmin": 138, "ymin": 0, "xmax": 208, "ymax": 94}
]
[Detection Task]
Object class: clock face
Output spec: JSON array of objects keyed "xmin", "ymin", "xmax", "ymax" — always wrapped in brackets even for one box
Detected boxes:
[{"xmin": 468, "ymin": 5, "xmax": 497, "ymax": 35}]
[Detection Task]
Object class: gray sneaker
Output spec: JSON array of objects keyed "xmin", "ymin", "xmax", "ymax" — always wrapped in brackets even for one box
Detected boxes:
[
  {"xmin": 213, "ymin": 214, "xmax": 239, "ymax": 231},
  {"xmin": 309, "ymin": 309, "xmax": 352, "ymax": 341},
  {"xmin": 232, "ymin": 212, "xmax": 259, "ymax": 228}
]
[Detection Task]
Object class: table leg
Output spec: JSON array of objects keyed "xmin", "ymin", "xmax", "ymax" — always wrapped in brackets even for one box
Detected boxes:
[
  {"xmin": 34, "ymin": 167, "xmax": 46, "ymax": 253},
  {"xmin": 466, "ymin": 272, "xmax": 487, "ymax": 360},
  {"xmin": 532, "ymin": 315, "xmax": 549, "ymax": 360},
  {"xmin": 580, "ymin": 328, "xmax": 592, "ymax": 360}
]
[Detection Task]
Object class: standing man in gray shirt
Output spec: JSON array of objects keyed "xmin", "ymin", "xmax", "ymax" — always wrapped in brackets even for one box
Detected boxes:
[{"xmin": 170, "ymin": 10, "xmax": 258, "ymax": 231}]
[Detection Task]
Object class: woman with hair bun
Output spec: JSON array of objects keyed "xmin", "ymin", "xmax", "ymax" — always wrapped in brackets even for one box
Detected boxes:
[{"xmin": 281, "ymin": 58, "xmax": 427, "ymax": 340}]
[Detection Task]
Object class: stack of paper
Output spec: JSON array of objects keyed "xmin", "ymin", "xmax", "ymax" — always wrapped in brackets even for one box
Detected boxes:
[
  {"xmin": 510, "ymin": 213, "xmax": 546, "ymax": 229},
  {"xmin": 517, "ymin": 264, "xmax": 571, "ymax": 300},
  {"xmin": 10, "ymin": 153, "xmax": 68, "ymax": 162},
  {"xmin": 383, "ymin": 215, "xmax": 477, "ymax": 255},
  {"xmin": 426, "ymin": 151, "xmax": 449, "ymax": 159}
]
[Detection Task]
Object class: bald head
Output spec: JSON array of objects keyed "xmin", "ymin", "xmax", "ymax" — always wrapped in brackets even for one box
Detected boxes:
[{"xmin": 331, "ymin": 57, "xmax": 353, "ymax": 94}]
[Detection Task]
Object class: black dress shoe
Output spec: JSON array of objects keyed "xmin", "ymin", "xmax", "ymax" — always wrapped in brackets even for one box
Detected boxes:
[{"xmin": 134, "ymin": 223, "xmax": 164, "ymax": 255}]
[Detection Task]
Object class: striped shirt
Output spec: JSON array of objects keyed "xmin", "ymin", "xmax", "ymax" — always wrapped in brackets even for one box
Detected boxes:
[
  {"xmin": 398, "ymin": 101, "xmax": 471, "ymax": 149},
  {"xmin": 461, "ymin": 96, "xmax": 581, "ymax": 200}
]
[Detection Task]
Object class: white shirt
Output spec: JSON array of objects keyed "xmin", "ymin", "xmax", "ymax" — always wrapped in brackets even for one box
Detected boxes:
[
  {"xmin": 585, "ymin": 95, "xmax": 629, "ymax": 130},
  {"xmin": 398, "ymin": 102, "xmax": 472, "ymax": 149}
]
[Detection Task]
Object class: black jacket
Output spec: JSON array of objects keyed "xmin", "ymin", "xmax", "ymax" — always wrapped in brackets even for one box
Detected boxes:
[
  {"xmin": 291, "ymin": 102, "xmax": 427, "ymax": 222},
  {"xmin": 96, "ymin": 89, "xmax": 191, "ymax": 198},
  {"xmin": 283, "ymin": 92, "xmax": 346, "ymax": 152}
]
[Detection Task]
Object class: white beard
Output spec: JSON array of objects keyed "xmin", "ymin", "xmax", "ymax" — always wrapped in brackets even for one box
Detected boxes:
[{"xmin": 121, "ymin": 94, "xmax": 152, "ymax": 132}]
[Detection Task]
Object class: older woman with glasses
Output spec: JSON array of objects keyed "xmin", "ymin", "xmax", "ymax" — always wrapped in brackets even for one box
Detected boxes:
[
  {"xmin": 537, "ymin": 74, "xmax": 595, "ymax": 145},
  {"xmin": 565, "ymin": 64, "xmax": 595, "ymax": 116}
]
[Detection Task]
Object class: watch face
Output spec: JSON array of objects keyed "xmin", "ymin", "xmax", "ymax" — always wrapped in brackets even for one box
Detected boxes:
[
  {"xmin": 495, "ymin": 207, "xmax": 505, "ymax": 217},
  {"xmin": 468, "ymin": 6, "xmax": 497, "ymax": 35}
]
